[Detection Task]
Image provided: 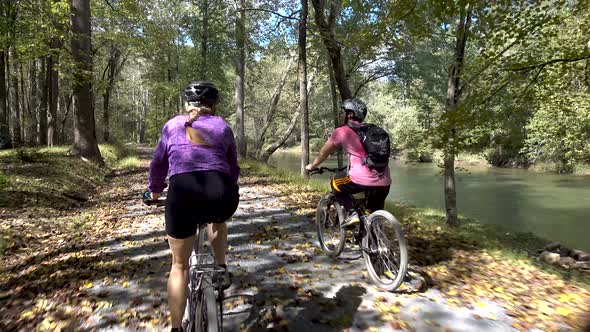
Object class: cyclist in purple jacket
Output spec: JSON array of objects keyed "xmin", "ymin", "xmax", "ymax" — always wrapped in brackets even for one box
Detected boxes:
[{"xmin": 148, "ymin": 81, "xmax": 239, "ymax": 332}]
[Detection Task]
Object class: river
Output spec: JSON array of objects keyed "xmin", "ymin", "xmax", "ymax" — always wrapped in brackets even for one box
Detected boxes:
[{"xmin": 269, "ymin": 152, "xmax": 590, "ymax": 251}]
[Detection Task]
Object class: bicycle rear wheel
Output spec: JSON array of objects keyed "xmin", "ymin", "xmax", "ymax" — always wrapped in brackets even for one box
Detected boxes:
[
  {"xmin": 193, "ymin": 276, "xmax": 220, "ymax": 332},
  {"xmin": 362, "ymin": 210, "xmax": 408, "ymax": 291},
  {"xmin": 316, "ymin": 194, "xmax": 346, "ymax": 257}
]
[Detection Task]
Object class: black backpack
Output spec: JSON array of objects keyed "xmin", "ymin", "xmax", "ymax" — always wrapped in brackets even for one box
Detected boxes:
[{"xmin": 348, "ymin": 123, "xmax": 391, "ymax": 172}]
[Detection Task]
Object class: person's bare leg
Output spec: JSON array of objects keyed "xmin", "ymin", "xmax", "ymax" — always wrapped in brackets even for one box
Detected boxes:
[
  {"xmin": 167, "ymin": 235, "xmax": 195, "ymax": 329},
  {"xmin": 208, "ymin": 222, "xmax": 227, "ymax": 265}
]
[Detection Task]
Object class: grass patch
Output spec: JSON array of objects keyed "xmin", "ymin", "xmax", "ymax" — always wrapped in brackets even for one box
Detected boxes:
[
  {"xmin": 99, "ymin": 142, "xmax": 137, "ymax": 168},
  {"xmin": 117, "ymin": 156, "xmax": 140, "ymax": 169},
  {"xmin": 0, "ymin": 143, "xmax": 135, "ymax": 210}
]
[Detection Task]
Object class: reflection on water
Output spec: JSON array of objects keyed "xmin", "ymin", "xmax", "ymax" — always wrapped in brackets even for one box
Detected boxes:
[{"xmin": 269, "ymin": 152, "xmax": 590, "ymax": 251}]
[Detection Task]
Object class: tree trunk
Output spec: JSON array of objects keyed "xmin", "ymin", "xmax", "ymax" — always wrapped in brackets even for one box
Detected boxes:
[
  {"xmin": 19, "ymin": 62, "xmax": 25, "ymax": 144},
  {"xmin": 60, "ymin": 93, "xmax": 72, "ymax": 143},
  {"xmin": 311, "ymin": 0, "xmax": 351, "ymax": 100},
  {"xmin": 299, "ymin": 0, "xmax": 309, "ymax": 178},
  {"xmin": 328, "ymin": 54, "xmax": 344, "ymax": 167},
  {"xmin": 0, "ymin": 55, "xmax": 8, "ymax": 142},
  {"xmin": 70, "ymin": 0, "xmax": 103, "ymax": 163},
  {"xmin": 443, "ymin": 2, "xmax": 472, "ymax": 226},
  {"xmin": 103, "ymin": 43, "xmax": 122, "ymax": 142},
  {"xmin": 200, "ymin": 0, "xmax": 209, "ymax": 78},
  {"xmin": 9, "ymin": 47, "xmax": 21, "ymax": 146},
  {"xmin": 38, "ymin": 57, "xmax": 48, "ymax": 146},
  {"xmin": 139, "ymin": 87, "xmax": 148, "ymax": 144},
  {"xmin": 234, "ymin": 0, "xmax": 246, "ymax": 157},
  {"xmin": 254, "ymin": 55, "xmax": 295, "ymax": 157},
  {"xmin": 47, "ymin": 38, "xmax": 60, "ymax": 146},
  {"xmin": 259, "ymin": 111, "xmax": 301, "ymax": 163},
  {"xmin": 28, "ymin": 60, "xmax": 38, "ymax": 145}
]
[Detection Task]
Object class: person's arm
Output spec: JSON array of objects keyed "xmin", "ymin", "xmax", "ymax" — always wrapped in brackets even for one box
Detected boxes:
[
  {"xmin": 306, "ymin": 140, "xmax": 338, "ymax": 170},
  {"xmin": 225, "ymin": 127, "xmax": 240, "ymax": 184},
  {"xmin": 148, "ymin": 125, "xmax": 169, "ymax": 194}
]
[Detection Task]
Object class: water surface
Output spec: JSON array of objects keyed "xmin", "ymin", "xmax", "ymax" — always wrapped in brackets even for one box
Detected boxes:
[{"xmin": 269, "ymin": 153, "xmax": 590, "ymax": 251}]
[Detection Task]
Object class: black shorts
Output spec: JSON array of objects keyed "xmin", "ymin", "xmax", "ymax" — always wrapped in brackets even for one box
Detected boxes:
[
  {"xmin": 330, "ymin": 171, "xmax": 390, "ymax": 212},
  {"xmin": 165, "ymin": 170, "xmax": 239, "ymax": 239}
]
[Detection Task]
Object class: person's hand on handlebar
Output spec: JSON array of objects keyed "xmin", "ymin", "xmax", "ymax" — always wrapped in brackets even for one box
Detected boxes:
[{"xmin": 305, "ymin": 164, "xmax": 317, "ymax": 172}]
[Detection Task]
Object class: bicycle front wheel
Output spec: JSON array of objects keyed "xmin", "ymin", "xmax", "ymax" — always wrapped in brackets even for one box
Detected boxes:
[
  {"xmin": 316, "ymin": 194, "xmax": 346, "ymax": 257},
  {"xmin": 362, "ymin": 210, "xmax": 408, "ymax": 291},
  {"xmin": 194, "ymin": 277, "xmax": 220, "ymax": 332}
]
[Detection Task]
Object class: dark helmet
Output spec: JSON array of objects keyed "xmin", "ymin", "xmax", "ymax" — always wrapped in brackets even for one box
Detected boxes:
[
  {"xmin": 183, "ymin": 81, "xmax": 219, "ymax": 107},
  {"xmin": 341, "ymin": 98, "xmax": 367, "ymax": 121}
]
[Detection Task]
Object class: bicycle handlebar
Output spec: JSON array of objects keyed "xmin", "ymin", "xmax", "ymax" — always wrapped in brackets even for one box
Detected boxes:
[
  {"xmin": 142, "ymin": 191, "xmax": 166, "ymax": 206},
  {"xmin": 308, "ymin": 166, "xmax": 347, "ymax": 176}
]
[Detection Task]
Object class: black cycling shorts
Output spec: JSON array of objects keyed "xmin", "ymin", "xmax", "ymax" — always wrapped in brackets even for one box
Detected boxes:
[{"xmin": 165, "ymin": 170, "xmax": 239, "ymax": 239}]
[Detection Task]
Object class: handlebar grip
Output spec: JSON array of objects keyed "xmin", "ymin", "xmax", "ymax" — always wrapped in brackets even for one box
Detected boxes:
[{"xmin": 142, "ymin": 191, "xmax": 165, "ymax": 206}]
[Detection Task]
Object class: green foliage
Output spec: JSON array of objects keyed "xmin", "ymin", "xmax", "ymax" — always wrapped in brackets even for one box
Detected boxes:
[
  {"xmin": 364, "ymin": 82, "xmax": 433, "ymax": 161},
  {"xmin": 522, "ymin": 92, "xmax": 590, "ymax": 171}
]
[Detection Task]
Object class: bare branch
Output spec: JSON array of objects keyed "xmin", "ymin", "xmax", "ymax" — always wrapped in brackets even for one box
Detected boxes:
[
  {"xmin": 103, "ymin": 0, "xmax": 116, "ymax": 11},
  {"xmin": 461, "ymin": 8, "xmax": 554, "ymax": 90},
  {"xmin": 238, "ymin": 7, "xmax": 300, "ymax": 20},
  {"xmin": 508, "ymin": 53, "xmax": 590, "ymax": 72},
  {"xmin": 353, "ymin": 70, "xmax": 394, "ymax": 97}
]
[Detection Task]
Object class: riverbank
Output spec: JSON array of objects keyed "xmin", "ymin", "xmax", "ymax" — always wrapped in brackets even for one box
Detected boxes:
[{"xmin": 244, "ymin": 159, "xmax": 590, "ymax": 281}]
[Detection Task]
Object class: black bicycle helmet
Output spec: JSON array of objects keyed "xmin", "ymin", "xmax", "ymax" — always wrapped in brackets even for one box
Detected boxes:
[
  {"xmin": 183, "ymin": 81, "xmax": 220, "ymax": 107},
  {"xmin": 341, "ymin": 98, "xmax": 367, "ymax": 121}
]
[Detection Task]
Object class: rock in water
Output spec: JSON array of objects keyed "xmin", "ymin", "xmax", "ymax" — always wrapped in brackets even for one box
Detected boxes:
[
  {"xmin": 544, "ymin": 242, "xmax": 561, "ymax": 252},
  {"xmin": 540, "ymin": 251, "xmax": 561, "ymax": 264},
  {"xmin": 559, "ymin": 257, "xmax": 576, "ymax": 268},
  {"xmin": 570, "ymin": 250, "xmax": 586, "ymax": 260}
]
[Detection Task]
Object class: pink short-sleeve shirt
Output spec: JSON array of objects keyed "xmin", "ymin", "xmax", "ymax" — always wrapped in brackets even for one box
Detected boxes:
[{"xmin": 328, "ymin": 124, "xmax": 391, "ymax": 187}]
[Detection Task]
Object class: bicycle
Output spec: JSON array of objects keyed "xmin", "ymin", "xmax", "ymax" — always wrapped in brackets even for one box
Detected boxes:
[
  {"xmin": 308, "ymin": 167, "xmax": 409, "ymax": 291},
  {"xmin": 142, "ymin": 191, "xmax": 225, "ymax": 332}
]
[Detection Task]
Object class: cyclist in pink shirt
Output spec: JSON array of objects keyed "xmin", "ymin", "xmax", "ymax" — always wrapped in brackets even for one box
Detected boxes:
[{"xmin": 305, "ymin": 98, "xmax": 391, "ymax": 227}]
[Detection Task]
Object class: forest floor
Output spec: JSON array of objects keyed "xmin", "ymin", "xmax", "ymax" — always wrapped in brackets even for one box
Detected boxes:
[{"xmin": 0, "ymin": 145, "xmax": 589, "ymax": 331}]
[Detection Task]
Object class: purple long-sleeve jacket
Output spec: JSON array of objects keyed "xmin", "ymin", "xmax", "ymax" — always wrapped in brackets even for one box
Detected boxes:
[{"xmin": 148, "ymin": 114, "xmax": 240, "ymax": 193}]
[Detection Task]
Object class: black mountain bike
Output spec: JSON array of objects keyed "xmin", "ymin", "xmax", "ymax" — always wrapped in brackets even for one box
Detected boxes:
[
  {"xmin": 143, "ymin": 192, "xmax": 224, "ymax": 331},
  {"xmin": 309, "ymin": 168, "xmax": 408, "ymax": 291}
]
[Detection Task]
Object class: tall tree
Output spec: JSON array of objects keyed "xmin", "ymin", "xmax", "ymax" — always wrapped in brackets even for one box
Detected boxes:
[
  {"xmin": 299, "ymin": 0, "xmax": 309, "ymax": 177},
  {"xmin": 38, "ymin": 57, "xmax": 48, "ymax": 145},
  {"xmin": 0, "ymin": 51, "xmax": 8, "ymax": 142},
  {"xmin": 102, "ymin": 42, "xmax": 124, "ymax": 142},
  {"xmin": 47, "ymin": 38, "xmax": 60, "ymax": 146},
  {"xmin": 311, "ymin": 0, "xmax": 351, "ymax": 100},
  {"xmin": 9, "ymin": 47, "xmax": 21, "ymax": 146},
  {"xmin": 234, "ymin": 0, "xmax": 246, "ymax": 157},
  {"xmin": 70, "ymin": 0, "xmax": 103, "ymax": 163},
  {"xmin": 443, "ymin": 1, "xmax": 472, "ymax": 226},
  {"xmin": 200, "ymin": 0, "xmax": 209, "ymax": 78},
  {"xmin": 254, "ymin": 55, "xmax": 295, "ymax": 158}
]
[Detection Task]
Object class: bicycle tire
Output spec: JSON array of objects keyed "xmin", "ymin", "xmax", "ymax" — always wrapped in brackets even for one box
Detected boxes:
[
  {"xmin": 362, "ymin": 210, "xmax": 408, "ymax": 291},
  {"xmin": 195, "ymin": 285, "xmax": 207, "ymax": 331},
  {"xmin": 316, "ymin": 194, "xmax": 346, "ymax": 257},
  {"xmin": 204, "ymin": 277, "xmax": 220, "ymax": 332},
  {"xmin": 183, "ymin": 270, "xmax": 198, "ymax": 332}
]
